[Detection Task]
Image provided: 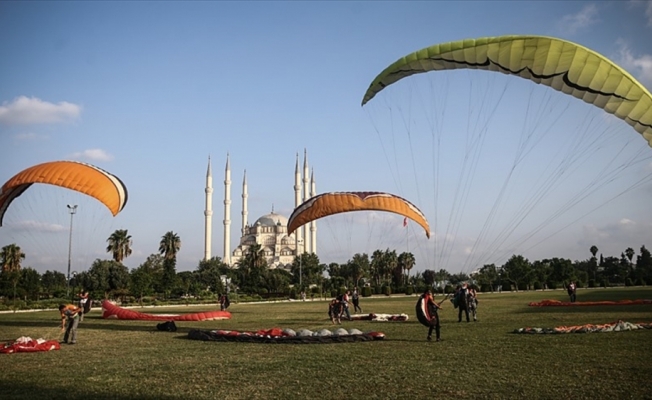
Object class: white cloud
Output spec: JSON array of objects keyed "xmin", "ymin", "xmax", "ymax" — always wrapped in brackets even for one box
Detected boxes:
[
  {"xmin": 628, "ymin": 0, "xmax": 652, "ymax": 26},
  {"xmin": 0, "ymin": 96, "xmax": 81, "ymax": 125},
  {"xmin": 615, "ymin": 39, "xmax": 652, "ymax": 90},
  {"xmin": 6, "ymin": 220, "xmax": 67, "ymax": 233},
  {"xmin": 558, "ymin": 4, "xmax": 599, "ymax": 35},
  {"xmin": 13, "ymin": 132, "xmax": 48, "ymax": 141},
  {"xmin": 578, "ymin": 218, "xmax": 652, "ymax": 256},
  {"xmin": 70, "ymin": 148, "xmax": 114, "ymax": 162}
]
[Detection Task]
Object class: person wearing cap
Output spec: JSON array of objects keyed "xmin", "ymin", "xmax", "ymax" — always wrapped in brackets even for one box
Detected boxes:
[{"xmin": 59, "ymin": 304, "xmax": 81, "ymax": 344}]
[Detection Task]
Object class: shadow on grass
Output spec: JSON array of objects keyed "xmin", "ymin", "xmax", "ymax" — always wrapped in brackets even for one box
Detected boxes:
[
  {"xmin": 0, "ymin": 382, "xmax": 180, "ymax": 400},
  {"xmin": 517, "ymin": 304, "xmax": 652, "ymax": 315}
]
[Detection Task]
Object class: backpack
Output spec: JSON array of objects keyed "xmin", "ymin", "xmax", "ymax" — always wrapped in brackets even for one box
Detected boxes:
[{"xmin": 157, "ymin": 321, "xmax": 177, "ymax": 332}]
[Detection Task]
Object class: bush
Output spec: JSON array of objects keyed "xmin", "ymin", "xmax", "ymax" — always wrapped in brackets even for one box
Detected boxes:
[
  {"xmin": 289, "ymin": 288, "xmax": 297, "ymax": 300},
  {"xmin": 600, "ymin": 280, "xmax": 608, "ymax": 288},
  {"xmin": 405, "ymin": 286, "xmax": 414, "ymax": 295},
  {"xmin": 588, "ymin": 279, "xmax": 596, "ymax": 288},
  {"xmin": 517, "ymin": 283, "xmax": 528, "ymax": 291},
  {"xmin": 330, "ymin": 289, "xmax": 337, "ymax": 298},
  {"xmin": 444, "ymin": 285, "xmax": 454, "ymax": 294},
  {"xmin": 533, "ymin": 281, "xmax": 542, "ymax": 290},
  {"xmin": 382, "ymin": 286, "xmax": 391, "ymax": 296},
  {"xmin": 546, "ymin": 281, "xmax": 558, "ymax": 290},
  {"xmin": 625, "ymin": 278, "xmax": 634, "ymax": 287},
  {"xmin": 374, "ymin": 286, "xmax": 382, "ymax": 295},
  {"xmin": 362, "ymin": 286, "xmax": 372, "ymax": 297},
  {"xmin": 635, "ymin": 278, "xmax": 645, "ymax": 286}
]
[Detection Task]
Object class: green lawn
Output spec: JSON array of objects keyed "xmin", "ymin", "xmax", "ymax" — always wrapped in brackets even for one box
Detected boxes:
[{"xmin": 1, "ymin": 287, "xmax": 651, "ymax": 400}]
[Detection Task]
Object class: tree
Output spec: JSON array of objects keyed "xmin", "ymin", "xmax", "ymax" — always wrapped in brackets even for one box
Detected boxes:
[
  {"xmin": 501, "ymin": 255, "xmax": 532, "ymax": 291},
  {"xmin": 349, "ymin": 253, "xmax": 369, "ymax": 287},
  {"xmin": 41, "ymin": 270, "xmax": 67, "ymax": 297},
  {"xmin": 625, "ymin": 247, "xmax": 635, "ymax": 265},
  {"xmin": 87, "ymin": 259, "xmax": 129, "ymax": 299},
  {"xmin": 20, "ymin": 267, "xmax": 41, "ymax": 300},
  {"xmin": 636, "ymin": 246, "xmax": 652, "ymax": 284},
  {"xmin": 159, "ymin": 231, "xmax": 181, "ymax": 260},
  {"xmin": 129, "ymin": 266, "xmax": 153, "ymax": 306},
  {"xmin": 1, "ymin": 244, "xmax": 26, "ymax": 303},
  {"xmin": 237, "ymin": 243, "xmax": 267, "ymax": 292},
  {"xmin": 196, "ymin": 257, "xmax": 228, "ymax": 295},
  {"xmin": 475, "ymin": 264, "xmax": 499, "ymax": 292},
  {"xmin": 590, "ymin": 245, "xmax": 598, "ymax": 259},
  {"xmin": 106, "ymin": 229, "xmax": 133, "ymax": 263},
  {"xmin": 159, "ymin": 231, "xmax": 181, "ymax": 299},
  {"xmin": 398, "ymin": 252, "xmax": 415, "ymax": 286}
]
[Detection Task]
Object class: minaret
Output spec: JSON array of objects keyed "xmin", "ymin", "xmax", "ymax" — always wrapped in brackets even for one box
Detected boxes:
[
  {"xmin": 302, "ymin": 149, "xmax": 310, "ymax": 253},
  {"xmin": 310, "ymin": 168, "xmax": 317, "ymax": 254},
  {"xmin": 204, "ymin": 156, "xmax": 213, "ymax": 260},
  {"xmin": 223, "ymin": 154, "xmax": 232, "ymax": 266},
  {"xmin": 241, "ymin": 170, "xmax": 248, "ymax": 236},
  {"xmin": 293, "ymin": 153, "xmax": 303, "ymax": 254}
]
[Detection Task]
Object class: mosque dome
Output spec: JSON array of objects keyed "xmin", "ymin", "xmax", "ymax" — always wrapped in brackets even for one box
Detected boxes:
[{"xmin": 254, "ymin": 212, "xmax": 288, "ymax": 227}]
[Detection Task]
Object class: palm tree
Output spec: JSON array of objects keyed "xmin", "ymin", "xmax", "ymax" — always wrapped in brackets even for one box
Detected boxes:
[
  {"xmin": 159, "ymin": 231, "xmax": 181, "ymax": 260},
  {"xmin": 590, "ymin": 245, "xmax": 598, "ymax": 259},
  {"xmin": 159, "ymin": 231, "xmax": 181, "ymax": 299},
  {"xmin": 1, "ymin": 244, "xmax": 25, "ymax": 274},
  {"xmin": 1, "ymin": 244, "xmax": 26, "ymax": 305},
  {"xmin": 625, "ymin": 247, "xmax": 635, "ymax": 266},
  {"xmin": 106, "ymin": 229, "xmax": 133, "ymax": 263},
  {"xmin": 398, "ymin": 252, "xmax": 416, "ymax": 286}
]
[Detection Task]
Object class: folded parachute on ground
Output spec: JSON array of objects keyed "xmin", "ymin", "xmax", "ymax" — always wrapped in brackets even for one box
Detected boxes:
[
  {"xmin": 362, "ymin": 35, "xmax": 652, "ymax": 146},
  {"xmin": 0, "ymin": 160, "xmax": 128, "ymax": 226},
  {"xmin": 287, "ymin": 191, "xmax": 431, "ymax": 238},
  {"xmin": 102, "ymin": 300, "xmax": 231, "ymax": 322}
]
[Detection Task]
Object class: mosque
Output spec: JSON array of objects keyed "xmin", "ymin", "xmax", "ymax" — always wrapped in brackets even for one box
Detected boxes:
[{"xmin": 203, "ymin": 150, "xmax": 317, "ymax": 270}]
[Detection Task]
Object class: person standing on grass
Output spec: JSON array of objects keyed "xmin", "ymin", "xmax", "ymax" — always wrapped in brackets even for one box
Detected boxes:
[
  {"xmin": 341, "ymin": 290, "xmax": 352, "ymax": 320},
  {"xmin": 568, "ymin": 281, "xmax": 577, "ymax": 303},
  {"xmin": 59, "ymin": 304, "xmax": 81, "ymax": 345},
  {"xmin": 78, "ymin": 290, "xmax": 91, "ymax": 322},
  {"xmin": 416, "ymin": 288, "xmax": 443, "ymax": 342},
  {"xmin": 352, "ymin": 287, "xmax": 362, "ymax": 313},
  {"xmin": 457, "ymin": 283, "xmax": 470, "ymax": 322},
  {"xmin": 467, "ymin": 287, "xmax": 478, "ymax": 322}
]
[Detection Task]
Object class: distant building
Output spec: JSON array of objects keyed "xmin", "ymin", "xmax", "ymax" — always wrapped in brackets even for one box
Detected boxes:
[{"xmin": 203, "ymin": 150, "xmax": 317, "ymax": 269}]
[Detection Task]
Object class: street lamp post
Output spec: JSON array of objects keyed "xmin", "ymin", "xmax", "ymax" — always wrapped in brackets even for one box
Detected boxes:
[
  {"xmin": 66, "ymin": 204, "xmax": 78, "ymax": 297},
  {"xmin": 297, "ymin": 238, "xmax": 304, "ymax": 289}
]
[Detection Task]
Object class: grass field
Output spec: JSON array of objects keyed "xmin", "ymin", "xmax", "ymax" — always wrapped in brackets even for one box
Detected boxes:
[{"xmin": 1, "ymin": 287, "xmax": 651, "ymax": 400}]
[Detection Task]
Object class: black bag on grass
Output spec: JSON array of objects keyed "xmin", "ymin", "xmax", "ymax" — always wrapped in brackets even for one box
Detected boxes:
[{"xmin": 157, "ymin": 321, "xmax": 177, "ymax": 332}]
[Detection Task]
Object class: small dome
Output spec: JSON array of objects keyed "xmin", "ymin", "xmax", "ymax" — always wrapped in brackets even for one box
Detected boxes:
[{"xmin": 254, "ymin": 212, "xmax": 288, "ymax": 227}]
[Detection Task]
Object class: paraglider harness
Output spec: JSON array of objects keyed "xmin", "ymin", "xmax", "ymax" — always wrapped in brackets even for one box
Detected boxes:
[{"xmin": 157, "ymin": 321, "xmax": 177, "ymax": 332}]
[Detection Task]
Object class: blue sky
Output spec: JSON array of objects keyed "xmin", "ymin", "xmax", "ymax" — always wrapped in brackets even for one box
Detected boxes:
[{"xmin": 1, "ymin": 1, "xmax": 651, "ymax": 275}]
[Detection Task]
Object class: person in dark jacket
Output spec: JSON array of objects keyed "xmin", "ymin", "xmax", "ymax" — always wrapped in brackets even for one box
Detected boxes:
[{"xmin": 456, "ymin": 283, "xmax": 470, "ymax": 322}]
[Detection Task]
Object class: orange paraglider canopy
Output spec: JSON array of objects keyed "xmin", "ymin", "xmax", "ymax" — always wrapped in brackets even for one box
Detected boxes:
[
  {"xmin": 0, "ymin": 160, "xmax": 128, "ymax": 226},
  {"xmin": 287, "ymin": 191, "xmax": 431, "ymax": 238}
]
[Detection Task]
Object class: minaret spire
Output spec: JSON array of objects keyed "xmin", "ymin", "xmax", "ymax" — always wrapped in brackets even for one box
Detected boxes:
[
  {"xmin": 204, "ymin": 156, "xmax": 213, "ymax": 260},
  {"xmin": 294, "ymin": 153, "xmax": 303, "ymax": 254},
  {"xmin": 223, "ymin": 153, "xmax": 232, "ymax": 266},
  {"xmin": 310, "ymin": 168, "xmax": 317, "ymax": 254},
  {"xmin": 241, "ymin": 169, "xmax": 248, "ymax": 237},
  {"xmin": 302, "ymin": 149, "xmax": 310, "ymax": 253}
]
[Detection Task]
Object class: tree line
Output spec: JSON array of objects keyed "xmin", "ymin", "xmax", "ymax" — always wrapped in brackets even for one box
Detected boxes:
[{"xmin": 1, "ymin": 228, "xmax": 651, "ymax": 305}]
